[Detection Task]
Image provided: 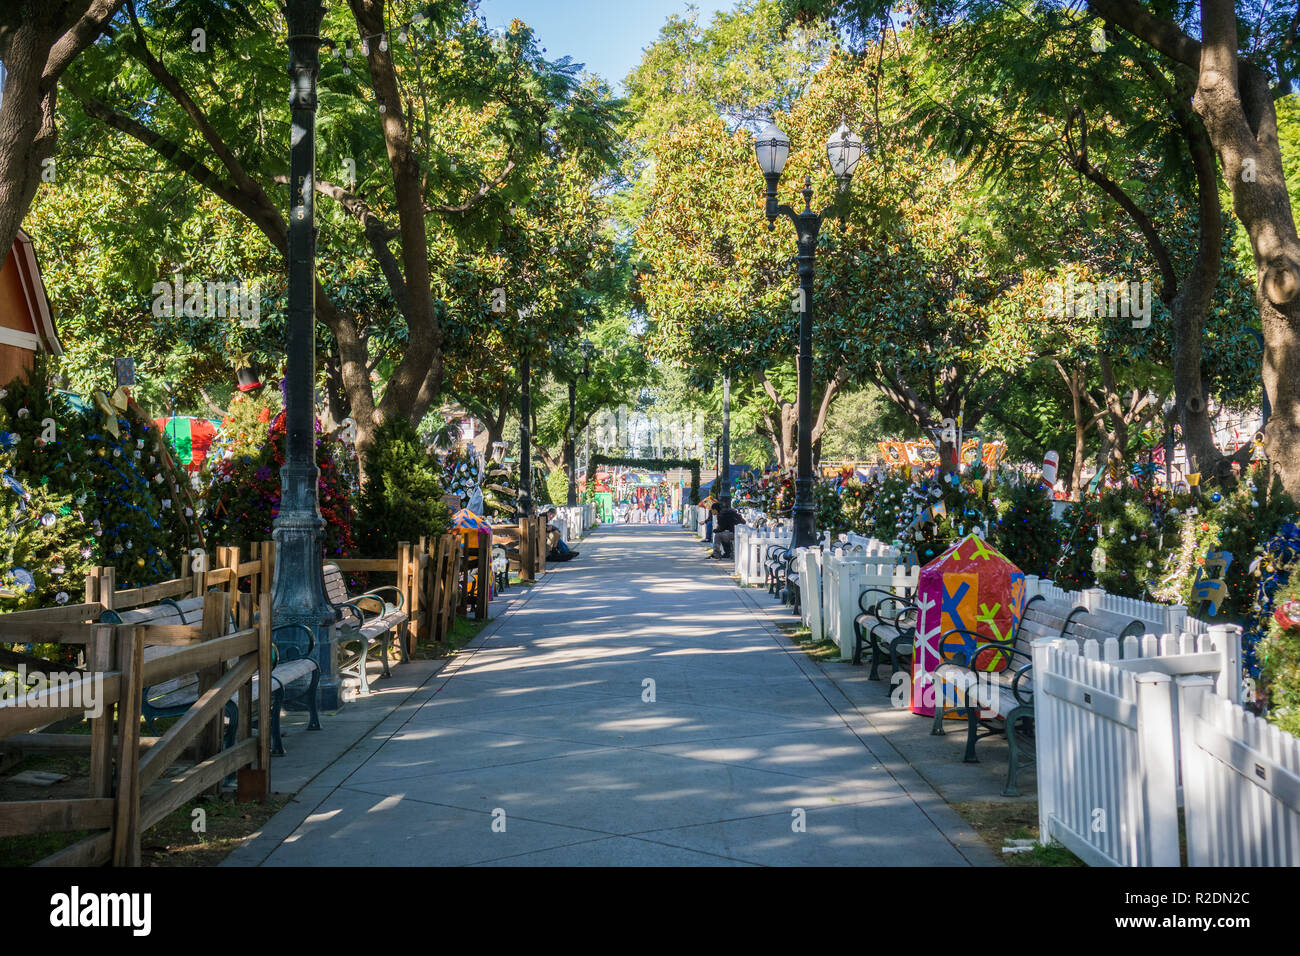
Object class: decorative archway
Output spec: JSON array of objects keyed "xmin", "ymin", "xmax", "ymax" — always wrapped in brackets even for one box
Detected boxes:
[{"xmin": 586, "ymin": 454, "xmax": 701, "ymax": 505}]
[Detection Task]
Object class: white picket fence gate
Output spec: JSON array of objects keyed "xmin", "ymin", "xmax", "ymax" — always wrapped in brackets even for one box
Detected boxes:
[{"xmin": 1032, "ymin": 624, "xmax": 1298, "ymax": 866}]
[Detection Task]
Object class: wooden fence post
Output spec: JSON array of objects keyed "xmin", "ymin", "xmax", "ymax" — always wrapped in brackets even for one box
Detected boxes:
[
  {"xmin": 443, "ymin": 535, "xmax": 459, "ymax": 636},
  {"xmin": 99, "ymin": 566, "xmax": 116, "ymax": 612},
  {"xmin": 111, "ymin": 624, "xmax": 144, "ymax": 867},
  {"xmin": 536, "ymin": 516, "xmax": 547, "ymax": 575},
  {"xmin": 87, "ymin": 624, "xmax": 114, "ymax": 799},
  {"xmin": 248, "ymin": 592, "xmax": 273, "ymax": 801},
  {"xmin": 197, "ymin": 592, "xmax": 230, "ymax": 794},
  {"xmin": 476, "ymin": 545, "xmax": 490, "ymax": 620},
  {"xmin": 520, "ymin": 519, "xmax": 534, "ymax": 583},
  {"xmin": 261, "ymin": 540, "xmax": 276, "ymax": 597}
]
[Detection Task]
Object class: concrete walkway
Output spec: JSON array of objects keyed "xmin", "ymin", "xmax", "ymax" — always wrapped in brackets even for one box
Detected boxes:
[{"xmin": 227, "ymin": 523, "xmax": 995, "ymax": 866}]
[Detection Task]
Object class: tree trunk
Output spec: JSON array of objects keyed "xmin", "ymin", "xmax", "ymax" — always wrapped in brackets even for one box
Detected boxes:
[
  {"xmin": 1089, "ymin": 0, "xmax": 1300, "ymax": 494},
  {"xmin": 0, "ymin": 1, "xmax": 124, "ymax": 269}
]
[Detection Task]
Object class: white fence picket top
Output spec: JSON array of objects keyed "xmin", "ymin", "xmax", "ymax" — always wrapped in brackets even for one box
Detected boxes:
[
  {"xmin": 1179, "ymin": 680, "xmax": 1300, "ymax": 866},
  {"xmin": 1034, "ymin": 640, "xmax": 1181, "ymax": 866}
]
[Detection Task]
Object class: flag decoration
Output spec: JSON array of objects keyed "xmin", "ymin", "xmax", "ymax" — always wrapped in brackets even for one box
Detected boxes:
[
  {"xmin": 911, "ymin": 533, "xmax": 1026, "ymax": 717},
  {"xmin": 155, "ymin": 416, "xmax": 221, "ymax": 473}
]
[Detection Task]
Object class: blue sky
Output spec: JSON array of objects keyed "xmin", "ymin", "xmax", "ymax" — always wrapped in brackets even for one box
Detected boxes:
[{"xmin": 474, "ymin": 0, "xmax": 735, "ymax": 90}]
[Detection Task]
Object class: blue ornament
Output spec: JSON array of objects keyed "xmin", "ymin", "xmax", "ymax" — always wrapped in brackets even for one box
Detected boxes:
[
  {"xmin": 1211, "ymin": 492, "xmax": 1222, "ymax": 503},
  {"xmin": 11, "ymin": 568, "xmax": 35, "ymax": 593}
]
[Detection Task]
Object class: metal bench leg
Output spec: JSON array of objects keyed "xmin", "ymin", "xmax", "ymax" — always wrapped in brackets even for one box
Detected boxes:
[
  {"xmin": 889, "ymin": 636, "xmax": 911, "ymax": 676},
  {"xmin": 852, "ymin": 620, "xmax": 865, "ymax": 666},
  {"xmin": 962, "ymin": 685, "xmax": 980, "ymax": 763},
  {"xmin": 1004, "ymin": 707, "xmax": 1030, "ymax": 796},
  {"xmin": 931, "ymin": 685, "xmax": 947, "ymax": 736},
  {"xmin": 306, "ymin": 667, "xmax": 321, "ymax": 730},
  {"xmin": 396, "ymin": 621, "xmax": 409, "ymax": 666},
  {"xmin": 357, "ymin": 637, "xmax": 372, "ymax": 696},
  {"xmin": 868, "ymin": 625, "xmax": 887, "ymax": 678},
  {"xmin": 270, "ymin": 686, "xmax": 285, "ymax": 756},
  {"xmin": 380, "ymin": 630, "xmax": 393, "ymax": 678}
]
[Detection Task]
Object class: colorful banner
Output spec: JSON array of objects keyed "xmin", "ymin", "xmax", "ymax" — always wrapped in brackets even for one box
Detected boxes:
[{"xmin": 911, "ymin": 533, "xmax": 1026, "ymax": 717}]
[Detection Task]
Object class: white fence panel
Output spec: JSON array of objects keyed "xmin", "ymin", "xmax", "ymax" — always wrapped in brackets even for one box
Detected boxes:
[
  {"xmin": 822, "ymin": 557, "xmax": 918, "ymax": 661},
  {"xmin": 1033, "ymin": 640, "xmax": 1180, "ymax": 866},
  {"xmin": 798, "ymin": 549, "xmax": 824, "ymax": 639},
  {"xmin": 1179, "ymin": 680, "xmax": 1300, "ymax": 867}
]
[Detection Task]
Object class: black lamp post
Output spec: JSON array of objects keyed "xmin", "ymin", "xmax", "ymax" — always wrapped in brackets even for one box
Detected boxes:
[
  {"xmin": 755, "ymin": 120, "xmax": 863, "ymax": 550},
  {"xmin": 273, "ymin": 0, "xmax": 337, "ymax": 707},
  {"xmin": 719, "ymin": 373, "xmax": 731, "ymax": 509}
]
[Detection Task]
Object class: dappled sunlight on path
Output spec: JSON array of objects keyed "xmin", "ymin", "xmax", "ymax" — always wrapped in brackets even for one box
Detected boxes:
[{"xmin": 250, "ymin": 522, "xmax": 987, "ymax": 866}]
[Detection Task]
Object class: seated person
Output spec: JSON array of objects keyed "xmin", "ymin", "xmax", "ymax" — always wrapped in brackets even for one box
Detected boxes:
[
  {"xmin": 710, "ymin": 503, "xmax": 746, "ymax": 559},
  {"xmin": 543, "ymin": 507, "xmax": 578, "ymax": 562}
]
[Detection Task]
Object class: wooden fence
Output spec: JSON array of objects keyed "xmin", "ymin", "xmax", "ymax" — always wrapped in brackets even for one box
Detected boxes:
[{"xmin": 0, "ymin": 591, "xmax": 270, "ymax": 866}]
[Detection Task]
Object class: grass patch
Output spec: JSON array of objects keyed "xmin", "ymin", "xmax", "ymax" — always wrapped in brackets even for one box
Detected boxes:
[
  {"xmin": 774, "ymin": 621, "xmax": 842, "ymax": 662},
  {"xmin": 950, "ymin": 800, "xmax": 1085, "ymax": 866},
  {"xmin": 0, "ymin": 746, "xmax": 289, "ymax": 866},
  {"xmin": 409, "ymin": 613, "xmax": 491, "ymax": 661},
  {"xmin": 141, "ymin": 793, "xmax": 290, "ymax": 866}
]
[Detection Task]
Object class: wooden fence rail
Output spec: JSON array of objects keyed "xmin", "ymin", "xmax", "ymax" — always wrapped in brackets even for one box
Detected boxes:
[{"xmin": 0, "ymin": 591, "xmax": 271, "ymax": 866}]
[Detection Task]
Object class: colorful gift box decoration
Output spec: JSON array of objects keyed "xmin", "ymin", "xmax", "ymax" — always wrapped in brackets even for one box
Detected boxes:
[{"xmin": 911, "ymin": 533, "xmax": 1026, "ymax": 717}]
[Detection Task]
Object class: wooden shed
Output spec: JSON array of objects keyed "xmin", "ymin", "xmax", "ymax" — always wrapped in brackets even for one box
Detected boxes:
[{"xmin": 0, "ymin": 229, "xmax": 63, "ymax": 385}]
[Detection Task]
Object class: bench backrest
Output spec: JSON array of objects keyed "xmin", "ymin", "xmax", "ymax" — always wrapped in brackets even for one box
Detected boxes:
[
  {"xmin": 105, "ymin": 595, "xmax": 207, "ymax": 626},
  {"xmin": 1010, "ymin": 596, "xmax": 1146, "ymax": 681},
  {"xmin": 322, "ymin": 564, "xmax": 350, "ymax": 605}
]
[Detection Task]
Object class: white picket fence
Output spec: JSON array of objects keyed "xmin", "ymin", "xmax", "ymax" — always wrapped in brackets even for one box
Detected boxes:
[
  {"xmin": 1032, "ymin": 624, "xmax": 1298, "ymax": 866},
  {"xmin": 823, "ymin": 557, "xmax": 918, "ymax": 660},
  {"xmin": 554, "ymin": 503, "xmax": 596, "ymax": 540},
  {"xmin": 733, "ymin": 527, "xmax": 790, "ymax": 585},
  {"xmin": 1180, "ymin": 680, "xmax": 1300, "ymax": 866}
]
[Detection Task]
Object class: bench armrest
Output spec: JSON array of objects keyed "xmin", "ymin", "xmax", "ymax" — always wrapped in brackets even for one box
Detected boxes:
[
  {"xmin": 356, "ymin": 585, "xmax": 404, "ymax": 612},
  {"xmin": 270, "ymin": 622, "xmax": 317, "ymax": 664},
  {"xmin": 937, "ymin": 628, "xmax": 1020, "ymax": 673},
  {"xmin": 857, "ymin": 588, "xmax": 916, "ymax": 622},
  {"xmin": 1010, "ymin": 662, "xmax": 1034, "ymax": 707},
  {"xmin": 331, "ymin": 599, "xmax": 374, "ymax": 627}
]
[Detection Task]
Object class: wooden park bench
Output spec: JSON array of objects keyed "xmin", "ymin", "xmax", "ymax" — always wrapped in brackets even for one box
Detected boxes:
[
  {"xmin": 853, "ymin": 586, "xmax": 918, "ymax": 677},
  {"xmin": 929, "ymin": 592, "xmax": 1147, "ymax": 795},
  {"xmin": 322, "ymin": 562, "xmax": 409, "ymax": 697},
  {"xmin": 100, "ymin": 592, "xmax": 319, "ymax": 756},
  {"xmin": 764, "ymin": 543, "xmax": 792, "ymax": 598}
]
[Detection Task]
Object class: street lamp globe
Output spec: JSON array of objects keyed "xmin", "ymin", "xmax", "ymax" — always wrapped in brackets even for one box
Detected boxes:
[
  {"xmin": 754, "ymin": 122, "xmax": 790, "ymax": 177},
  {"xmin": 826, "ymin": 123, "xmax": 863, "ymax": 186}
]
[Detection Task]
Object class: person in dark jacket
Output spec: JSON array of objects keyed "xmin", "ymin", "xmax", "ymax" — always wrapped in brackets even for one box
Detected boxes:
[{"xmin": 709, "ymin": 503, "xmax": 745, "ymax": 559}]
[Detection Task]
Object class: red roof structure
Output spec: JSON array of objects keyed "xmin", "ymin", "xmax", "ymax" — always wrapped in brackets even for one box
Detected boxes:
[{"xmin": 0, "ymin": 229, "xmax": 63, "ymax": 385}]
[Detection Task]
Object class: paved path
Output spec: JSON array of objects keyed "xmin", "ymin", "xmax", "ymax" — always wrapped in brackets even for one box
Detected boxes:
[{"xmin": 233, "ymin": 523, "xmax": 992, "ymax": 866}]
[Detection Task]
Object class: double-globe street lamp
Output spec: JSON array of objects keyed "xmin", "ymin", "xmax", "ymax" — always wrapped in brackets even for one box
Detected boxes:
[{"xmin": 754, "ymin": 120, "xmax": 863, "ymax": 551}]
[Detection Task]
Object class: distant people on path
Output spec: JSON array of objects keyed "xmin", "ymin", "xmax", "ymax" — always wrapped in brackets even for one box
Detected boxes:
[{"xmin": 709, "ymin": 503, "xmax": 746, "ymax": 559}]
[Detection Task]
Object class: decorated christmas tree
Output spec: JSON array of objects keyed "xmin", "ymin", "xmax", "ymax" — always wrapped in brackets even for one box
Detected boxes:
[
  {"xmin": 993, "ymin": 479, "xmax": 1057, "ymax": 578},
  {"xmin": 0, "ymin": 360, "xmax": 199, "ymax": 610},
  {"xmin": 356, "ymin": 418, "xmax": 451, "ymax": 556},
  {"xmin": 200, "ymin": 378, "xmax": 357, "ymax": 557}
]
